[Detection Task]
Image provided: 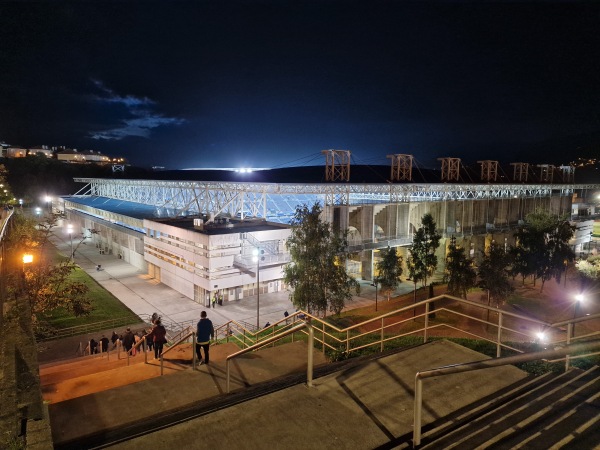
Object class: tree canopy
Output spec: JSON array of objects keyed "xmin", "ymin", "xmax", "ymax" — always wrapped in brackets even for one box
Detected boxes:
[
  {"xmin": 5, "ymin": 213, "xmax": 92, "ymax": 335},
  {"xmin": 283, "ymin": 203, "xmax": 359, "ymax": 315},
  {"xmin": 407, "ymin": 213, "xmax": 441, "ymax": 300},
  {"xmin": 478, "ymin": 240, "xmax": 513, "ymax": 307},
  {"xmin": 375, "ymin": 246, "xmax": 403, "ymax": 301},
  {"xmin": 444, "ymin": 236, "xmax": 476, "ymax": 299},
  {"xmin": 510, "ymin": 209, "xmax": 575, "ymax": 291}
]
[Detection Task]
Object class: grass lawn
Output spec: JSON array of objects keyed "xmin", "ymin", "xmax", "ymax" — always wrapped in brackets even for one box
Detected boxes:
[
  {"xmin": 38, "ymin": 250, "xmax": 140, "ymax": 330},
  {"xmin": 593, "ymin": 220, "xmax": 600, "ymax": 237}
]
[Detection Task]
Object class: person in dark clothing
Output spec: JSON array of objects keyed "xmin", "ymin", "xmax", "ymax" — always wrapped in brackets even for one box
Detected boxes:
[
  {"xmin": 122, "ymin": 328, "xmax": 135, "ymax": 354},
  {"xmin": 89, "ymin": 338, "xmax": 98, "ymax": 354},
  {"xmin": 145, "ymin": 320, "xmax": 167, "ymax": 359},
  {"xmin": 99, "ymin": 335, "xmax": 109, "ymax": 353},
  {"xmin": 111, "ymin": 331, "xmax": 119, "ymax": 349},
  {"xmin": 196, "ymin": 310, "xmax": 214, "ymax": 365},
  {"xmin": 143, "ymin": 328, "xmax": 154, "ymax": 353}
]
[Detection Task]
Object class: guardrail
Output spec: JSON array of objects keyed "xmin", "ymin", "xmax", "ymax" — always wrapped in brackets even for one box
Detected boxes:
[
  {"xmin": 413, "ymin": 339, "xmax": 600, "ymax": 447},
  {"xmin": 225, "ymin": 321, "xmax": 314, "ymax": 393},
  {"xmin": 39, "ymin": 316, "xmax": 140, "ymax": 341},
  {"xmin": 160, "ymin": 331, "xmax": 196, "ymax": 375}
]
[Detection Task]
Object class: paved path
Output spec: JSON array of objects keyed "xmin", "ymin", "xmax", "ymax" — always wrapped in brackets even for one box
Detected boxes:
[{"xmin": 49, "ymin": 227, "xmax": 416, "ymax": 329}]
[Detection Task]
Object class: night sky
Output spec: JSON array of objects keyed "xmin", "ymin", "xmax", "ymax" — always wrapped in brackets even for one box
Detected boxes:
[{"xmin": 1, "ymin": 1, "xmax": 599, "ymax": 170}]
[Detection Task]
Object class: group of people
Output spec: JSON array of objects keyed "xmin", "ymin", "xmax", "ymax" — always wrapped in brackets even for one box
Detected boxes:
[
  {"xmin": 86, "ymin": 311, "xmax": 214, "ymax": 365},
  {"xmin": 87, "ymin": 318, "xmax": 167, "ymax": 360}
]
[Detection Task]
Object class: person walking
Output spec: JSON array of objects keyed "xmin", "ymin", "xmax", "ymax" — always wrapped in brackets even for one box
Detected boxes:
[
  {"xmin": 145, "ymin": 320, "xmax": 167, "ymax": 359},
  {"xmin": 196, "ymin": 311, "xmax": 214, "ymax": 365},
  {"xmin": 99, "ymin": 335, "xmax": 109, "ymax": 353},
  {"xmin": 122, "ymin": 328, "xmax": 135, "ymax": 354}
]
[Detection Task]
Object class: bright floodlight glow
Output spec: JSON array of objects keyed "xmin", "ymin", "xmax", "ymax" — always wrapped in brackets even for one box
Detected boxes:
[
  {"xmin": 22, "ymin": 254, "xmax": 33, "ymax": 264},
  {"xmin": 67, "ymin": 224, "xmax": 73, "ymax": 234},
  {"xmin": 45, "ymin": 196, "xmax": 51, "ymax": 202},
  {"xmin": 535, "ymin": 331, "xmax": 547, "ymax": 343},
  {"xmin": 575, "ymin": 294, "xmax": 585, "ymax": 304}
]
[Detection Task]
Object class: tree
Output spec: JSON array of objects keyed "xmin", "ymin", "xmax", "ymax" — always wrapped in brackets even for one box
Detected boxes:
[
  {"xmin": 478, "ymin": 241, "xmax": 513, "ymax": 308},
  {"xmin": 375, "ymin": 246, "xmax": 403, "ymax": 302},
  {"xmin": 5, "ymin": 213, "xmax": 92, "ymax": 336},
  {"xmin": 575, "ymin": 256, "xmax": 600, "ymax": 292},
  {"xmin": 444, "ymin": 236, "xmax": 476, "ymax": 299},
  {"xmin": 510, "ymin": 210, "xmax": 575, "ymax": 292},
  {"xmin": 283, "ymin": 203, "xmax": 359, "ymax": 315},
  {"xmin": 407, "ymin": 213, "xmax": 441, "ymax": 302}
]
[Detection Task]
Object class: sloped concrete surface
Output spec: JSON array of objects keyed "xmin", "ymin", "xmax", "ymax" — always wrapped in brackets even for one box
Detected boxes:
[
  {"xmin": 49, "ymin": 340, "xmax": 527, "ymax": 449},
  {"xmin": 48, "ymin": 340, "xmax": 328, "ymax": 446}
]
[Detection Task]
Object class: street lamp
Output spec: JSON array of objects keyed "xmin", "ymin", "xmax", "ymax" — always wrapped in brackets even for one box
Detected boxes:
[
  {"xmin": 572, "ymin": 294, "xmax": 586, "ymax": 338},
  {"xmin": 45, "ymin": 195, "xmax": 52, "ymax": 212},
  {"xmin": 67, "ymin": 224, "xmax": 74, "ymax": 260},
  {"xmin": 371, "ymin": 279, "xmax": 379, "ymax": 311},
  {"xmin": 35, "ymin": 207, "xmax": 41, "ymax": 217},
  {"xmin": 22, "ymin": 253, "xmax": 33, "ymax": 269},
  {"xmin": 252, "ymin": 248, "xmax": 264, "ymax": 330}
]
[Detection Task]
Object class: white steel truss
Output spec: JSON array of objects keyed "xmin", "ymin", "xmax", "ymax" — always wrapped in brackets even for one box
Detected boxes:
[{"xmin": 73, "ymin": 178, "xmax": 597, "ymax": 223}]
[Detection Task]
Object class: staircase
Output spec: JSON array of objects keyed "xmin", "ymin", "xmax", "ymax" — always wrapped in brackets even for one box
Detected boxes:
[
  {"xmin": 39, "ymin": 339, "xmax": 600, "ymax": 449},
  {"xmin": 409, "ymin": 366, "xmax": 600, "ymax": 449}
]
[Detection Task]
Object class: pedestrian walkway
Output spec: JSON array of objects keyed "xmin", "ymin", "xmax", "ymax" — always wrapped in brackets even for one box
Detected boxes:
[{"xmin": 49, "ymin": 229, "xmax": 414, "ymax": 331}]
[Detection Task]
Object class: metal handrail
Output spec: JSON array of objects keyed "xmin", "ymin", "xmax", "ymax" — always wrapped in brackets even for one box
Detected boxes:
[
  {"xmin": 160, "ymin": 331, "xmax": 195, "ymax": 375},
  {"xmin": 225, "ymin": 322, "xmax": 314, "ymax": 393},
  {"xmin": 413, "ymin": 339, "xmax": 600, "ymax": 447}
]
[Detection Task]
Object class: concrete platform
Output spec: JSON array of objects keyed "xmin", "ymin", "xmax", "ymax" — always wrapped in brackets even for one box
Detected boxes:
[{"xmin": 48, "ymin": 340, "xmax": 528, "ymax": 449}]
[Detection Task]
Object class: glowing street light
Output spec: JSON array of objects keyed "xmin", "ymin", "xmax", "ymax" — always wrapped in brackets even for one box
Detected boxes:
[
  {"xmin": 45, "ymin": 195, "xmax": 52, "ymax": 212},
  {"xmin": 572, "ymin": 294, "xmax": 586, "ymax": 338}
]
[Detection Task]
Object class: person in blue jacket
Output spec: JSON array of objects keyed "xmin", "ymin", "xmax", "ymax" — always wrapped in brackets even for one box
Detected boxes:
[{"xmin": 196, "ymin": 310, "xmax": 214, "ymax": 365}]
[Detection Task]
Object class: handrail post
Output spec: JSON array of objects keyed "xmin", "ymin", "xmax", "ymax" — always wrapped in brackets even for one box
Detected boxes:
[
  {"xmin": 226, "ymin": 359, "xmax": 231, "ymax": 393},
  {"xmin": 496, "ymin": 312, "xmax": 503, "ymax": 358},
  {"xmin": 127, "ymin": 346, "xmax": 130, "ymax": 366},
  {"xmin": 413, "ymin": 374, "xmax": 423, "ymax": 447},
  {"xmin": 307, "ymin": 320, "xmax": 314, "ymax": 388},
  {"xmin": 424, "ymin": 302, "xmax": 430, "ymax": 343},
  {"xmin": 380, "ymin": 317, "xmax": 384, "ymax": 352},
  {"xmin": 322, "ymin": 322, "xmax": 325, "ymax": 353},
  {"xmin": 193, "ymin": 332, "xmax": 197, "ymax": 370},
  {"xmin": 346, "ymin": 329, "xmax": 350, "ymax": 354},
  {"xmin": 226, "ymin": 323, "xmax": 230, "ymax": 343},
  {"xmin": 160, "ymin": 355, "xmax": 163, "ymax": 376},
  {"xmin": 117, "ymin": 340, "xmax": 121, "ymax": 360},
  {"xmin": 143, "ymin": 336, "xmax": 147, "ymax": 364}
]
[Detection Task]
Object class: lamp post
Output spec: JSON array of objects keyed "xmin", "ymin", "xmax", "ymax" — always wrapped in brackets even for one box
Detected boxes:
[
  {"xmin": 572, "ymin": 294, "xmax": 585, "ymax": 338},
  {"xmin": 371, "ymin": 279, "xmax": 379, "ymax": 312},
  {"xmin": 252, "ymin": 248, "xmax": 263, "ymax": 330},
  {"xmin": 45, "ymin": 195, "xmax": 52, "ymax": 213},
  {"xmin": 67, "ymin": 224, "xmax": 74, "ymax": 260}
]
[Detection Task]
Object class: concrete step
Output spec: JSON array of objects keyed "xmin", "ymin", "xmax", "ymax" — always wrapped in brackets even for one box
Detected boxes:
[
  {"xmin": 411, "ymin": 371, "xmax": 558, "ymax": 449},
  {"xmin": 483, "ymin": 367, "xmax": 600, "ymax": 449},
  {"xmin": 49, "ymin": 340, "xmax": 330, "ymax": 448},
  {"xmin": 41, "ymin": 342, "xmax": 240, "ymax": 403},
  {"xmin": 49, "ymin": 340, "xmax": 527, "ymax": 449},
  {"xmin": 40, "ymin": 352, "xmax": 148, "ymax": 385},
  {"xmin": 417, "ymin": 366, "xmax": 600, "ymax": 450}
]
